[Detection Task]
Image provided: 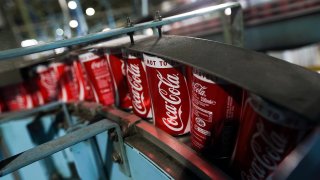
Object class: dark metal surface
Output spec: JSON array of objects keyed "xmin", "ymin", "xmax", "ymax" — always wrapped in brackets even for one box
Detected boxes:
[
  {"xmin": 126, "ymin": 35, "xmax": 320, "ymax": 123},
  {"xmin": 125, "ymin": 134, "xmax": 201, "ymax": 180},
  {"xmin": 0, "ymin": 119, "xmax": 131, "ymax": 177}
]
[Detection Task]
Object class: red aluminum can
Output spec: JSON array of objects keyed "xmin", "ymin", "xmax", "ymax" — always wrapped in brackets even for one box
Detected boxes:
[
  {"xmin": 25, "ymin": 78, "xmax": 44, "ymax": 107},
  {"xmin": 0, "ymin": 96, "xmax": 6, "ymax": 113},
  {"xmin": 106, "ymin": 53, "xmax": 132, "ymax": 110},
  {"xmin": 35, "ymin": 65, "xmax": 58, "ymax": 103},
  {"xmin": 125, "ymin": 53, "xmax": 152, "ymax": 119},
  {"xmin": 72, "ymin": 59, "xmax": 94, "ymax": 101},
  {"xmin": 190, "ymin": 69, "xmax": 243, "ymax": 153},
  {"xmin": 231, "ymin": 94, "xmax": 310, "ymax": 179},
  {"xmin": 143, "ymin": 54, "xmax": 191, "ymax": 136},
  {"xmin": 1, "ymin": 83, "xmax": 34, "ymax": 111},
  {"xmin": 51, "ymin": 62, "xmax": 80, "ymax": 102},
  {"xmin": 79, "ymin": 51, "xmax": 115, "ymax": 106}
]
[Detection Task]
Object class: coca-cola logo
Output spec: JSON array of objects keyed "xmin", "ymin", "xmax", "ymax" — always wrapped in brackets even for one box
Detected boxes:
[
  {"xmin": 193, "ymin": 83, "xmax": 207, "ymax": 96},
  {"xmin": 91, "ymin": 59, "xmax": 107, "ymax": 69},
  {"xmin": 157, "ymin": 71, "xmax": 184, "ymax": 132},
  {"xmin": 241, "ymin": 119, "xmax": 288, "ymax": 179},
  {"xmin": 127, "ymin": 63, "xmax": 147, "ymax": 115}
]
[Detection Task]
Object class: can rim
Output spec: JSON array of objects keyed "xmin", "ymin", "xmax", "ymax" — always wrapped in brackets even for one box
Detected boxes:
[{"xmin": 248, "ymin": 93, "xmax": 314, "ymax": 129}]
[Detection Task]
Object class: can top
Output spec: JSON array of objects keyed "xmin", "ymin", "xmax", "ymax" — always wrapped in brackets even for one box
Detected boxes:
[{"xmin": 248, "ymin": 94, "xmax": 314, "ymax": 129}]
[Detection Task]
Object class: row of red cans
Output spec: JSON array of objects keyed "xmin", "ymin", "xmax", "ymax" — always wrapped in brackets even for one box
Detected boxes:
[{"xmin": 0, "ymin": 50, "xmax": 130, "ymax": 112}]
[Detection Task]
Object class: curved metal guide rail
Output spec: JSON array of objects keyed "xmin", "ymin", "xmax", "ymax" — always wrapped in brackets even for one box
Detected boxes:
[{"xmin": 126, "ymin": 35, "xmax": 320, "ymax": 123}]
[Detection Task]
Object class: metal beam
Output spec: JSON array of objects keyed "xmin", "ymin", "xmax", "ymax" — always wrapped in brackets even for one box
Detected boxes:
[{"xmin": 0, "ymin": 119, "xmax": 131, "ymax": 177}]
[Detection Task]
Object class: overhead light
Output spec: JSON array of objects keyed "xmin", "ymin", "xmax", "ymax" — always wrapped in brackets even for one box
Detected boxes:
[
  {"xmin": 102, "ymin": 27, "xmax": 111, "ymax": 32},
  {"xmin": 21, "ymin": 39, "xmax": 38, "ymax": 47},
  {"xmin": 224, "ymin": 8, "xmax": 232, "ymax": 16},
  {"xmin": 144, "ymin": 28, "xmax": 153, "ymax": 35},
  {"xmin": 86, "ymin": 7, "xmax": 95, "ymax": 16},
  {"xmin": 69, "ymin": 20, "xmax": 78, "ymax": 28},
  {"xmin": 68, "ymin": 1, "xmax": 77, "ymax": 10},
  {"xmin": 56, "ymin": 28, "xmax": 64, "ymax": 36}
]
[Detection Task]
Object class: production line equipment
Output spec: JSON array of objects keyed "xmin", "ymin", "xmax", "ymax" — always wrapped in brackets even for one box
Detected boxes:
[{"xmin": 0, "ymin": 2, "xmax": 319, "ymax": 180}]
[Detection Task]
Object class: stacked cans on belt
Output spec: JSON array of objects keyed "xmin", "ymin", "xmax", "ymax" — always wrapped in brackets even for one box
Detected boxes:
[
  {"xmin": 190, "ymin": 68, "xmax": 243, "ymax": 154},
  {"xmin": 79, "ymin": 51, "xmax": 114, "ymax": 106},
  {"xmin": 143, "ymin": 54, "xmax": 191, "ymax": 136},
  {"xmin": 125, "ymin": 52, "xmax": 152, "ymax": 119},
  {"xmin": 105, "ymin": 52, "xmax": 132, "ymax": 110},
  {"xmin": 231, "ymin": 94, "xmax": 310, "ymax": 179}
]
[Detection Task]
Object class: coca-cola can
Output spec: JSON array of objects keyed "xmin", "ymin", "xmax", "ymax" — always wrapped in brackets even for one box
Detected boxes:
[
  {"xmin": 231, "ymin": 94, "xmax": 311, "ymax": 179},
  {"xmin": 190, "ymin": 69, "xmax": 243, "ymax": 154},
  {"xmin": 51, "ymin": 62, "xmax": 80, "ymax": 102},
  {"xmin": 0, "ymin": 96, "xmax": 6, "ymax": 113},
  {"xmin": 106, "ymin": 52, "xmax": 132, "ymax": 110},
  {"xmin": 25, "ymin": 78, "xmax": 44, "ymax": 107},
  {"xmin": 85, "ymin": 35, "xmax": 149, "ymax": 110},
  {"xmin": 125, "ymin": 52, "xmax": 152, "ymax": 119},
  {"xmin": 79, "ymin": 51, "xmax": 115, "ymax": 106},
  {"xmin": 72, "ymin": 58, "xmax": 94, "ymax": 101},
  {"xmin": 35, "ymin": 64, "xmax": 58, "ymax": 103},
  {"xmin": 1, "ymin": 83, "xmax": 34, "ymax": 111},
  {"xmin": 143, "ymin": 54, "xmax": 191, "ymax": 136}
]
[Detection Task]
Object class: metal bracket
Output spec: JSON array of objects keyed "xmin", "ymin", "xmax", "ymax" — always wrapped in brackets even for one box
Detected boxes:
[
  {"xmin": 0, "ymin": 119, "xmax": 131, "ymax": 177},
  {"xmin": 126, "ymin": 17, "xmax": 135, "ymax": 45},
  {"xmin": 154, "ymin": 11, "xmax": 163, "ymax": 38},
  {"xmin": 0, "ymin": 101, "xmax": 65, "ymax": 124}
]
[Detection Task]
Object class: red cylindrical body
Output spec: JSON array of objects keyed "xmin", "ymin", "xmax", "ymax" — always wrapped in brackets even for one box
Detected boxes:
[
  {"xmin": 72, "ymin": 59, "xmax": 94, "ymax": 101},
  {"xmin": 231, "ymin": 94, "xmax": 310, "ymax": 179},
  {"xmin": 79, "ymin": 52, "xmax": 114, "ymax": 106},
  {"xmin": 190, "ymin": 69, "xmax": 243, "ymax": 152},
  {"xmin": 125, "ymin": 53, "xmax": 152, "ymax": 119},
  {"xmin": 51, "ymin": 62, "xmax": 79, "ymax": 102},
  {"xmin": 0, "ymin": 96, "xmax": 6, "ymax": 113},
  {"xmin": 35, "ymin": 65, "xmax": 58, "ymax": 103},
  {"xmin": 1, "ymin": 83, "xmax": 34, "ymax": 111},
  {"xmin": 25, "ymin": 77, "xmax": 44, "ymax": 107},
  {"xmin": 143, "ymin": 54, "xmax": 191, "ymax": 136},
  {"xmin": 106, "ymin": 53, "xmax": 132, "ymax": 110}
]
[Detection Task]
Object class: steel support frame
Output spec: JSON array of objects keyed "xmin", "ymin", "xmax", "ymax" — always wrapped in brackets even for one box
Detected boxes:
[{"xmin": 0, "ymin": 119, "xmax": 131, "ymax": 177}]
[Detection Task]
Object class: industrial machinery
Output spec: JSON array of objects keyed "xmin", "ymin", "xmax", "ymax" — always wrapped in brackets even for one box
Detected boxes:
[{"xmin": 0, "ymin": 2, "xmax": 319, "ymax": 180}]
